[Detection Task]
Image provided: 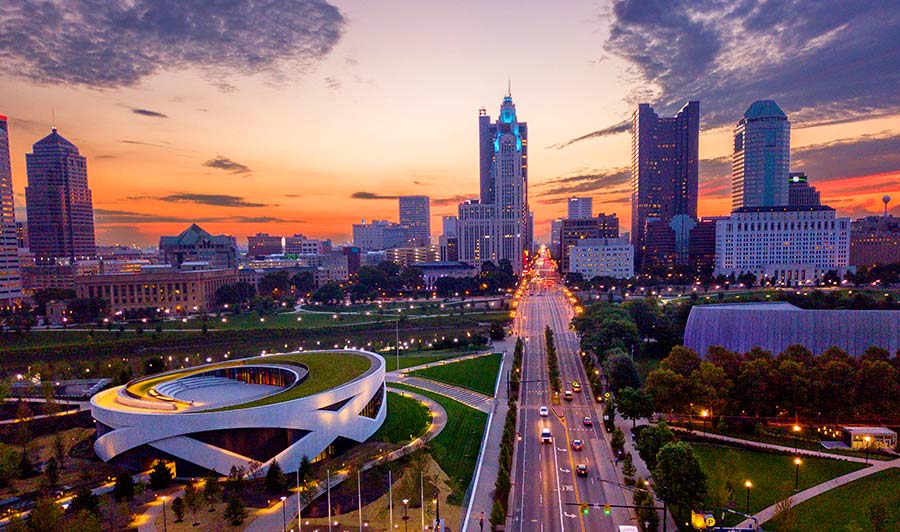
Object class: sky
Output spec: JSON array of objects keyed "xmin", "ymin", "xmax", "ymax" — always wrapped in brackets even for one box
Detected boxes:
[{"xmin": 1, "ymin": 0, "xmax": 899, "ymax": 247}]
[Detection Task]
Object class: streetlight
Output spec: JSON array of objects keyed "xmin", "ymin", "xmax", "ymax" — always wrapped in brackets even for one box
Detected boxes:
[
  {"xmin": 744, "ymin": 480, "xmax": 752, "ymax": 514},
  {"xmin": 793, "ymin": 424, "xmax": 801, "ymax": 453},
  {"xmin": 793, "ymin": 457, "xmax": 802, "ymax": 492},
  {"xmin": 402, "ymin": 498, "xmax": 410, "ymax": 532},
  {"xmin": 280, "ymin": 496, "xmax": 287, "ymax": 532},
  {"xmin": 864, "ymin": 435, "xmax": 872, "ymax": 464},
  {"xmin": 433, "ymin": 491, "xmax": 441, "ymax": 532},
  {"xmin": 161, "ymin": 496, "xmax": 168, "ymax": 532},
  {"xmin": 700, "ymin": 409, "xmax": 709, "ymax": 435}
]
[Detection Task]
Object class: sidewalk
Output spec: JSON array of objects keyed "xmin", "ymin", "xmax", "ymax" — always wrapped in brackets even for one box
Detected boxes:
[
  {"xmin": 387, "ymin": 375, "xmax": 493, "ymax": 413},
  {"xmin": 670, "ymin": 426, "xmax": 868, "ymax": 463}
]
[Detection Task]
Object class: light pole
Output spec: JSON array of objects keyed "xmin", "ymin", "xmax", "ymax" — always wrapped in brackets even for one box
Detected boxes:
[
  {"xmin": 864, "ymin": 435, "xmax": 871, "ymax": 464},
  {"xmin": 700, "ymin": 409, "xmax": 709, "ymax": 436},
  {"xmin": 793, "ymin": 424, "xmax": 801, "ymax": 453},
  {"xmin": 161, "ymin": 496, "xmax": 168, "ymax": 532},
  {"xmin": 433, "ymin": 491, "xmax": 441, "ymax": 532},
  {"xmin": 793, "ymin": 457, "xmax": 802, "ymax": 492},
  {"xmin": 402, "ymin": 498, "xmax": 410, "ymax": 532},
  {"xmin": 280, "ymin": 496, "xmax": 287, "ymax": 532},
  {"xmin": 744, "ymin": 480, "xmax": 752, "ymax": 514}
]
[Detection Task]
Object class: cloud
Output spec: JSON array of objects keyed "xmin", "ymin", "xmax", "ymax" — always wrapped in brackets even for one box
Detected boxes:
[
  {"xmin": 94, "ymin": 208, "xmax": 301, "ymax": 224},
  {"xmin": 203, "ymin": 156, "xmax": 251, "ymax": 175},
  {"xmin": 324, "ymin": 76, "xmax": 341, "ymax": 91},
  {"xmin": 431, "ymin": 194, "xmax": 477, "ymax": 207},
  {"xmin": 536, "ymin": 168, "xmax": 631, "ymax": 197},
  {"xmin": 547, "ymin": 121, "xmax": 631, "ymax": 150},
  {"xmin": 791, "ymin": 133, "xmax": 900, "ymax": 183},
  {"xmin": 121, "ymin": 139, "xmax": 166, "ymax": 147},
  {"xmin": 158, "ymin": 193, "xmax": 267, "ymax": 208},
  {"xmin": 0, "ymin": 0, "xmax": 345, "ymax": 89},
  {"xmin": 351, "ymin": 192, "xmax": 398, "ymax": 200},
  {"xmin": 132, "ymin": 108, "xmax": 168, "ymax": 118}
]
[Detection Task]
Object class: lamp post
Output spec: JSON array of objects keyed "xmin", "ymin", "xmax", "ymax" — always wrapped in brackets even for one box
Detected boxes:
[
  {"xmin": 744, "ymin": 480, "xmax": 752, "ymax": 514},
  {"xmin": 793, "ymin": 457, "xmax": 802, "ymax": 492},
  {"xmin": 161, "ymin": 496, "xmax": 168, "ymax": 532},
  {"xmin": 700, "ymin": 409, "xmax": 709, "ymax": 436},
  {"xmin": 433, "ymin": 491, "xmax": 441, "ymax": 532},
  {"xmin": 402, "ymin": 498, "xmax": 410, "ymax": 532},
  {"xmin": 280, "ymin": 496, "xmax": 287, "ymax": 532},
  {"xmin": 793, "ymin": 424, "xmax": 801, "ymax": 453},
  {"xmin": 864, "ymin": 435, "xmax": 871, "ymax": 464}
]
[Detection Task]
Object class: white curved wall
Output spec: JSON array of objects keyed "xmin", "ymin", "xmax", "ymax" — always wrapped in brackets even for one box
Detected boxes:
[{"xmin": 91, "ymin": 350, "xmax": 386, "ymax": 475}]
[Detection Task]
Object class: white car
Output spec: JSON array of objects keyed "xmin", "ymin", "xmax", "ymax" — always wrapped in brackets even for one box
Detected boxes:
[{"xmin": 539, "ymin": 406, "xmax": 549, "ymax": 417}]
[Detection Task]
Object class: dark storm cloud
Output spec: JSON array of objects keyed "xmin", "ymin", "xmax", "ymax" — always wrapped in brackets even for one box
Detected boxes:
[
  {"xmin": 203, "ymin": 156, "xmax": 251, "ymax": 175},
  {"xmin": 351, "ymin": 192, "xmax": 398, "ymax": 200},
  {"xmin": 158, "ymin": 194, "xmax": 267, "ymax": 208},
  {"xmin": 0, "ymin": 0, "xmax": 345, "ymax": 88},
  {"xmin": 94, "ymin": 208, "xmax": 300, "ymax": 224},
  {"xmin": 132, "ymin": 108, "xmax": 168, "ymax": 118},
  {"xmin": 559, "ymin": 0, "xmax": 900, "ymax": 148}
]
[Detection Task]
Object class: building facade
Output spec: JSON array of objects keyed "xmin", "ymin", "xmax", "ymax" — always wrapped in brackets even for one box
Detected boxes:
[
  {"xmin": 284, "ymin": 234, "xmax": 330, "ymax": 255},
  {"xmin": 399, "ymin": 196, "xmax": 431, "ymax": 246},
  {"xmin": 568, "ymin": 237, "xmax": 634, "ymax": 279},
  {"xmin": 557, "ymin": 215, "xmax": 620, "ymax": 273},
  {"xmin": 0, "ymin": 115, "xmax": 22, "ymax": 305},
  {"xmin": 25, "ymin": 127, "xmax": 96, "ymax": 262},
  {"xmin": 247, "ymin": 233, "xmax": 284, "ymax": 256},
  {"xmin": 849, "ymin": 214, "xmax": 900, "ymax": 266},
  {"xmin": 788, "ymin": 172, "xmax": 821, "ymax": 207},
  {"xmin": 458, "ymin": 92, "xmax": 530, "ymax": 274},
  {"xmin": 715, "ymin": 206, "xmax": 850, "ymax": 285},
  {"xmin": 76, "ymin": 267, "xmax": 237, "ymax": 314},
  {"xmin": 384, "ymin": 246, "xmax": 440, "ymax": 268},
  {"xmin": 631, "ymin": 101, "xmax": 699, "ymax": 267},
  {"xmin": 567, "ymin": 197, "xmax": 593, "ymax": 220},
  {"xmin": 160, "ymin": 224, "xmax": 238, "ymax": 270},
  {"xmin": 732, "ymin": 100, "xmax": 791, "ymax": 210},
  {"xmin": 352, "ymin": 220, "xmax": 409, "ymax": 250}
]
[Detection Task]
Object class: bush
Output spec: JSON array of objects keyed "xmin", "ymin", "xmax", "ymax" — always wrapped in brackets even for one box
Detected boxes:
[{"xmin": 171, "ymin": 496, "xmax": 185, "ymax": 522}]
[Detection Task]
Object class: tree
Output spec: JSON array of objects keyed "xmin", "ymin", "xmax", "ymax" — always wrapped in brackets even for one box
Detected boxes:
[
  {"xmin": 112, "ymin": 472, "xmax": 134, "ymax": 501},
  {"xmin": 654, "ymin": 442, "xmax": 707, "ymax": 512},
  {"xmin": 203, "ymin": 474, "xmax": 222, "ymax": 510},
  {"xmin": 149, "ymin": 460, "xmax": 173, "ymax": 490},
  {"xmin": 292, "ymin": 271, "xmax": 316, "ymax": 294},
  {"xmin": 29, "ymin": 497, "xmax": 63, "ymax": 532},
  {"xmin": 265, "ymin": 460, "xmax": 286, "ymax": 494},
  {"xmin": 644, "ymin": 368, "xmax": 691, "ymax": 415},
  {"xmin": 184, "ymin": 482, "xmax": 202, "ymax": 523},
  {"xmin": 659, "ymin": 346, "xmax": 702, "ymax": 377},
  {"xmin": 616, "ymin": 387, "xmax": 655, "ymax": 428},
  {"xmin": 52, "ymin": 431, "xmax": 68, "ymax": 469},
  {"xmin": 489, "ymin": 321, "xmax": 506, "ymax": 341},
  {"xmin": 67, "ymin": 509, "xmax": 104, "ymax": 532},
  {"xmin": 297, "ymin": 455, "xmax": 312, "ymax": 485},
  {"xmin": 43, "ymin": 457, "xmax": 60, "ymax": 491},
  {"xmin": 171, "ymin": 496, "xmax": 186, "ymax": 522},
  {"xmin": 768, "ymin": 488, "xmax": 799, "ymax": 532},
  {"xmin": 689, "ymin": 361, "xmax": 731, "ymax": 417},
  {"xmin": 224, "ymin": 496, "xmax": 248, "ymax": 527},
  {"xmin": 143, "ymin": 356, "xmax": 166, "ymax": 376},
  {"xmin": 258, "ymin": 270, "xmax": 292, "ymax": 299},
  {"xmin": 605, "ymin": 354, "xmax": 641, "ymax": 392},
  {"xmin": 399, "ymin": 267, "xmax": 424, "ymax": 289},
  {"xmin": 70, "ymin": 486, "xmax": 100, "ymax": 516},
  {"xmin": 634, "ymin": 422, "xmax": 675, "ymax": 472},
  {"xmin": 66, "ymin": 297, "xmax": 109, "ymax": 324},
  {"xmin": 611, "ymin": 428, "xmax": 626, "ymax": 457},
  {"xmin": 312, "ymin": 282, "xmax": 344, "ymax": 304},
  {"xmin": 622, "ymin": 453, "xmax": 637, "ymax": 484},
  {"xmin": 226, "ymin": 464, "xmax": 246, "ymax": 493}
]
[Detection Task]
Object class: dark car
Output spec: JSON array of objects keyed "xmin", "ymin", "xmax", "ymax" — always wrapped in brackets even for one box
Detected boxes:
[
  {"xmin": 572, "ymin": 439, "xmax": 584, "ymax": 451},
  {"xmin": 576, "ymin": 464, "xmax": 588, "ymax": 477},
  {"xmin": 583, "ymin": 416, "xmax": 593, "ymax": 426}
]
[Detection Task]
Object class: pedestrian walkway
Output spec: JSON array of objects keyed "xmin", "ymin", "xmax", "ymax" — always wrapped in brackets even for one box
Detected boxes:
[
  {"xmin": 670, "ymin": 426, "xmax": 869, "ymax": 463},
  {"xmin": 391, "ymin": 350, "xmax": 497, "ymax": 375},
  {"xmin": 386, "ymin": 374, "xmax": 493, "ymax": 413}
]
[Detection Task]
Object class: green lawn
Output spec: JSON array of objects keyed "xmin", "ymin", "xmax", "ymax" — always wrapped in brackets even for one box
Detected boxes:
[
  {"xmin": 693, "ymin": 444, "xmax": 867, "ymax": 525},
  {"xmin": 386, "ymin": 350, "xmax": 482, "ymax": 371},
  {"xmin": 389, "ymin": 383, "xmax": 488, "ymax": 504},
  {"xmin": 781, "ymin": 468, "xmax": 900, "ymax": 532},
  {"xmin": 370, "ymin": 392, "xmax": 432, "ymax": 445},
  {"xmin": 409, "ymin": 353, "xmax": 502, "ymax": 396}
]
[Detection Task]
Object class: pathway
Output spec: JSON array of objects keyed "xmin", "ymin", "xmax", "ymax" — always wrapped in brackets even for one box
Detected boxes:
[
  {"xmin": 386, "ymin": 374, "xmax": 493, "ymax": 413},
  {"xmin": 670, "ymin": 426, "xmax": 868, "ymax": 463}
]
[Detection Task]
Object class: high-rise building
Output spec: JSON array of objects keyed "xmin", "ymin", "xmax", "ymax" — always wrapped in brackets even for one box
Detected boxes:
[
  {"xmin": 399, "ymin": 196, "xmax": 431, "ymax": 246},
  {"xmin": 25, "ymin": 127, "xmax": 96, "ymax": 262},
  {"xmin": 247, "ymin": 233, "xmax": 284, "ymax": 256},
  {"xmin": 0, "ymin": 115, "xmax": 22, "ymax": 304},
  {"xmin": 567, "ymin": 197, "xmax": 593, "ymax": 219},
  {"xmin": 732, "ymin": 100, "xmax": 791, "ymax": 209},
  {"xmin": 558, "ymin": 215, "xmax": 620, "ymax": 273},
  {"xmin": 568, "ymin": 237, "xmax": 634, "ymax": 280},
  {"xmin": 352, "ymin": 220, "xmax": 410, "ymax": 250},
  {"xmin": 441, "ymin": 216, "xmax": 458, "ymax": 238},
  {"xmin": 788, "ymin": 172, "xmax": 821, "ymax": 207},
  {"xmin": 15, "ymin": 221, "xmax": 28, "ymax": 249},
  {"xmin": 160, "ymin": 224, "xmax": 238, "ymax": 270},
  {"xmin": 631, "ymin": 101, "xmax": 699, "ymax": 267},
  {"xmin": 458, "ymin": 91, "xmax": 530, "ymax": 274}
]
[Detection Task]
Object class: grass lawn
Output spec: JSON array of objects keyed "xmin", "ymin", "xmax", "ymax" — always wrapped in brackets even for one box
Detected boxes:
[
  {"xmin": 693, "ymin": 443, "xmax": 867, "ymax": 525},
  {"xmin": 389, "ymin": 383, "xmax": 488, "ymax": 504},
  {"xmin": 370, "ymin": 391, "xmax": 432, "ymax": 445},
  {"xmin": 384, "ymin": 350, "xmax": 482, "ymax": 371},
  {"xmin": 409, "ymin": 353, "xmax": 502, "ymax": 396},
  {"xmin": 781, "ymin": 468, "xmax": 900, "ymax": 532}
]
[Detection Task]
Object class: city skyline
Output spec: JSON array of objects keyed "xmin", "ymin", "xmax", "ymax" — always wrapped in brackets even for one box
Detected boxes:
[{"xmin": 1, "ymin": 1, "xmax": 899, "ymax": 247}]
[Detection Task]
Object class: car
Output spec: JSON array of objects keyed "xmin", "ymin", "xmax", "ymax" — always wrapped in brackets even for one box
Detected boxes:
[
  {"xmin": 572, "ymin": 381, "xmax": 581, "ymax": 392},
  {"xmin": 540, "ymin": 427, "xmax": 552, "ymax": 443},
  {"xmin": 571, "ymin": 439, "xmax": 583, "ymax": 451},
  {"xmin": 539, "ymin": 406, "xmax": 549, "ymax": 417},
  {"xmin": 564, "ymin": 391, "xmax": 573, "ymax": 402},
  {"xmin": 576, "ymin": 464, "xmax": 588, "ymax": 477},
  {"xmin": 583, "ymin": 416, "xmax": 593, "ymax": 426}
]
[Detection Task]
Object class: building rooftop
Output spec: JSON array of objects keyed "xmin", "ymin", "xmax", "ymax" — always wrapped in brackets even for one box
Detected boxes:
[
  {"xmin": 732, "ymin": 205, "xmax": 834, "ymax": 213},
  {"xmin": 842, "ymin": 427, "xmax": 897, "ymax": 436},
  {"xmin": 34, "ymin": 127, "xmax": 77, "ymax": 149},
  {"xmin": 744, "ymin": 100, "xmax": 787, "ymax": 120}
]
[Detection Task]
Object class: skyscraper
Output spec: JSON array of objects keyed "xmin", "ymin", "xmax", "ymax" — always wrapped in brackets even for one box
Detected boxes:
[
  {"xmin": 25, "ymin": 127, "xmax": 96, "ymax": 263},
  {"xmin": 399, "ymin": 195, "xmax": 431, "ymax": 246},
  {"xmin": 731, "ymin": 100, "xmax": 790, "ymax": 209},
  {"xmin": 788, "ymin": 172, "xmax": 821, "ymax": 207},
  {"xmin": 0, "ymin": 115, "xmax": 22, "ymax": 304},
  {"xmin": 458, "ymin": 91, "xmax": 530, "ymax": 273},
  {"xmin": 631, "ymin": 101, "xmax": 699, "ymax": 267},
  {"xmin": 567, "ymin": 197, "xmax": 593, "ymax": 219}
]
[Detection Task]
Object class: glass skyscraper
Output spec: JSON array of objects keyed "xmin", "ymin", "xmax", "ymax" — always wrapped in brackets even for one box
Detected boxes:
[
  {"xmin": 25, "ymin": 127, "xmax": 96, "ymax": 263},
  {"xmin": 731, "ymin": 100, "xmax": 791, "ymax": 209},
  {"xmin": 0, "ymin": 115, "xmax": 22, "ymax": 305}
]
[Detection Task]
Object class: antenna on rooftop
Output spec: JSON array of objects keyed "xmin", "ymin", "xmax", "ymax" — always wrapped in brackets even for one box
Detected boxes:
[{"xmin": 51, "ymin": 106, "xmax": 56, "ymax": 131}]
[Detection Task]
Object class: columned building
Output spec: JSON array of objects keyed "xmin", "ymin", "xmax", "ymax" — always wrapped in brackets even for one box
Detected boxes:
[
  {"xmin": 25, "ymin": 127, "xmax": 96, "ymax": 263},
  {"xmin": 631, "ymin": 101, "xmax": 699, "ymax": 268},
  {"xmin": 458, "ymin": 92, "xmax": 530, "ymax": 274},
  {"xmin": 731, "ymin": 100, "xmax": 790, "ymax": 209},
  {"xmin": 0, "ymin": 115, "xmax": 22, "ymax": 305}
]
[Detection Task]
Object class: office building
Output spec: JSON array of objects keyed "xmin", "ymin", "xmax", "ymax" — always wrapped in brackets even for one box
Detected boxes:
[
  {"xmin": 159, "ymin": 224, "xmax": 238, "ymax": 270},
  {"xmin": 25, "ymin": 127, "xmax": 96, "ymax": 262},
  {"xmin": 247, "ymin": 233, "xmax": 284, "ymax": 256},
  {"xmin": 0, "ymin": 115, "xmax": 22, "ymax": 304},
  {"xmin": 384, "ymin": 246, "xmax": 440, "ymax": 268},
  {"xmin": 438, "ymin": 235, "xmax": 458, "ymax": 262},
  {"xmin": 567, "ymin": 197, "xmax": 593, "ymax": 220},
  {"xmin": 284, "ymin": 234, "xmax": 329, "ymax": 256},
  {"xmin": 399, "ymin": 195, "xmax": 431, "ymax": 246},
  {"xmin": 15, "ymin": 221, "xmax": 28, "ymax": 249},
  {"xmin": 568, "ymin": 237, "xmax": 634, "ymax": 279},
  {"xmin": 442, "ymin": 216, "xmax": 458, "ymax": 238},
  {"xmin": 714, "ymin": 206, "xmax": 850, "ymax": 285},
  {"xmin": 458, "ymin": 91, "xmax": 530, "ymax": 274},
  {"xmin": 850, "ymin": 212, "xmax": 900, "ymax": 266},
  {"xmin": 352, "ymin": 220, "xmax": 410, "ymax": 250},
  {"xmin": 631, "ymin": 101, "xmax": 699, "ymax": 267},
  {"xmin": 688, "ymin": 218, "xmax": 720, "ymax": 273},
  {"xmin": 732, "ymin": 100, "xmax": 791, "ymax": 209},
  {"xmin": 788, "ymin": 172, "xmax": 821, "ymax": 207},
  {"xmin": 557, "ymin": 214, "xmax": 619, "ymax": 273}
]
